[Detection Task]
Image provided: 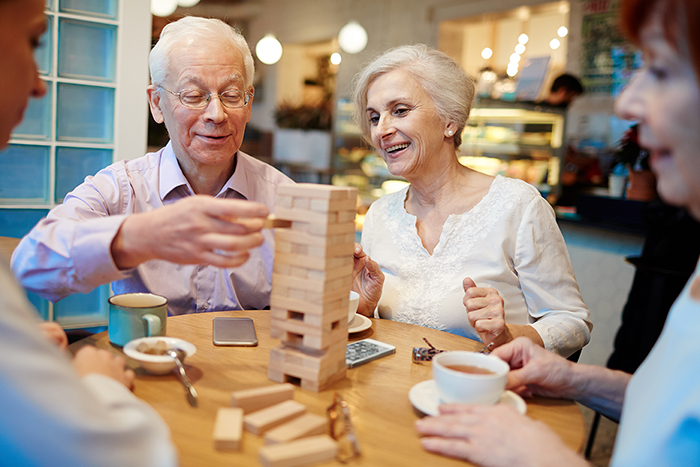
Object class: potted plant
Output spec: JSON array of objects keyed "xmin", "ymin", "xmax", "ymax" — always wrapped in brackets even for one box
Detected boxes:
[{"xmin": 273, "ymin": 102, "xmax": 333, "ymax": 170}]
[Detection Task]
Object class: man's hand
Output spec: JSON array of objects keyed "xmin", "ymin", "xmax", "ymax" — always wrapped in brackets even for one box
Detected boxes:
[
  {"xmin": 352, "ymin": 244, "xmax": 384, "ymax": 317},
  {"xmin": 415, "ymin": 404, "xmax": 587, "ymax": 467},
  {"xmin": 73, "ymin": 346, "xmax": 135, "ymax": 389},
  {"xmin": 111, "ymin": 195, "xmax": 269, "ymax": 269}
]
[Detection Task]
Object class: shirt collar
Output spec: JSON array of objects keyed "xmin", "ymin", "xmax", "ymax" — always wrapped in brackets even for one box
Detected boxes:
[
  {"xmin": 159, "ymin": 142, "xmax": 249, "ymax": 201},
  {"xmin": 159, "ymin": 142, "xmax": 193, "ymax": 200}
]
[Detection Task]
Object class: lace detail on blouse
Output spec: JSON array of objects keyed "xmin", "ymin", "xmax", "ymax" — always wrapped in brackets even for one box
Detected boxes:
[{"xmin": 376, "ymin": 176, "xmax": 531, "ymax": 332}]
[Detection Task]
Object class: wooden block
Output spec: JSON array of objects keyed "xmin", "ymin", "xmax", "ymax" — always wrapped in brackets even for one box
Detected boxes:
[
  {"xmin": 301, "ymin": 367, "xmax": 347, "ymax": 392},
  {"xmin": 337, "ymin": 210, "xmax": 356, "ymax": 223},
  {"xmin": 274, "ymin": 206, "xmax": 339, "ymax": 225},
  {"xmin": 275, "ymin": 229, "xmax": 355, "ymax": 248},
  {"xmin": 230, "ymin": 383, "xmax": 295, "ymax": 414},
  {"xmin": 309, "ymin": 196, "xmax": 356, "ymax": 213},
  {"xmin": 259, "ymin": 435, "xmax": 337, "ymax": 467},
  {"xmin": 307, "ymin": 264, "xmax": 353, "ymax": 282},
  {"xmin": 269, "ymin": 345, "xmax": 346, "ymax": 377},
  {"xmin": 213, "ymin": 408, "xmax": 244, "ymax": 451},
  {"xmin": 292, "ymin": 197, "xmax": 309, "ymax": 210},
  {"xmin": 244, "ymin": 400, "xmax": 307, "ymax": 435},
  {"xmin": 263, "ymin": 413, "xmax": 327, "ymax": 445},
  {"xmin": 272, "ymin": 273, "xmax": 350, "ymax": 295},
  {"xmin": 274, "ymin": 251, "xmax": 352, "ymax": 271},
  {"xmin": 272, "ymin": 315, "xmax": 346, "ymax": 339},
  {"xmin": 277, "ymin": 319, "xmax": 348, "ymax": 351},
  {"xmin": 277, "ymin": 183, "xmax": 357, "ymax": 200},
  {"xmin": 270, "ymin": 306, "xmax": 347, "ymax": 327},
  {"xmin": 264, "ymin": 215, "xmax": 293, "ymax": 229},
  {"xmin": 292, "ymin": 220, "xmax": 355, "ymax": 237},
  {"xmin": 275, "ymin": 194, "xmax": 293, "ymax": 208},
  {"xmin": 270, "ymin": 294, "xmax": 349, "ymax": 316}
]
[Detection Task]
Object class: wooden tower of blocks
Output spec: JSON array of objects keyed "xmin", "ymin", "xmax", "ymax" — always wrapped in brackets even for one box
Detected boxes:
[{"xmin": 268, "ymin": 183, "xmax": 358, "ymax": 392}]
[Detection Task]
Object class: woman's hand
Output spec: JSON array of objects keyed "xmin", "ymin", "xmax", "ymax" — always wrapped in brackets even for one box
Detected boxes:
[
  {"xmin": 352, "ymin": 244, "xmax": 384, "ymax": 316},
  {"xmin": 39, "ymin": 321, "xmax": 69, "ymax": 351},
  {"xmin": 463, "ymin": 277, "xmax": 511, "ymax": 347},
  {"xmin": 73, "ymin": 346, "xmax": 135, "ymax": 390},
  {"xmin": 415, "ymin": 404, "xmax": 587, "ymax": 467}
]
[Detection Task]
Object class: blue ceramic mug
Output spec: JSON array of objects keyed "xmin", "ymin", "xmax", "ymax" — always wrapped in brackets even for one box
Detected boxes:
[{"xmin": 108, "ymin": 293, "xmax": 167, "ymax": 347}]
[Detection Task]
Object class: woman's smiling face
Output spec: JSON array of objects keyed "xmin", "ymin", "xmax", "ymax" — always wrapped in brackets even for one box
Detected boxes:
[
  {"xmin": 365, "ymin": 68, "xmax": 453, "ymax": 180},
  {"xmin": 615, "ymin": 9, "xmax": 700, "ymax": 218}
]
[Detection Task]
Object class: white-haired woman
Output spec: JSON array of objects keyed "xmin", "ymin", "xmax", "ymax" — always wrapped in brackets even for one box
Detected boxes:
[{"xmin": 352, "ymin": 44, "xmax": 591, "ymax": 357}]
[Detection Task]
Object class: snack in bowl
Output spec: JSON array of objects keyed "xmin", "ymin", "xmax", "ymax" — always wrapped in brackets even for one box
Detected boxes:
[{"xmin": 123, "ymin": 336, "xmax": 196, "ymax": 374}]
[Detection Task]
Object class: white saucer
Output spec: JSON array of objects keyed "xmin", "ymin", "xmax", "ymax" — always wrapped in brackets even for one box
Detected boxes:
[
  {"xmin": 408, "ymin": 379, "xmax": 526, "ymax": 416},
  {"xmin": 348, "ymin": 314, "xmax": 372, "ymax": 333}
]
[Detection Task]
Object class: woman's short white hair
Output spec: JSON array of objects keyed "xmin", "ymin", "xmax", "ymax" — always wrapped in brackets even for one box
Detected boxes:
[
  {"xmin": 352, "ymin": 44, "xmax": 475, "ymax": 148},
  {"xmin": 149, "ymin": 16, "xmax": 254, "ymax": 89}
]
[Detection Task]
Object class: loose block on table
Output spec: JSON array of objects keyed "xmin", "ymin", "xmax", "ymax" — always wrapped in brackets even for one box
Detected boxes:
[
  {"xmin": 230, "ymin": 383, "xmax": 295, "ymax": 414},
  {"xmin": 213, "ymin": 407, "xmax": 244, "ymax": 451},
  {"xmin": 258, "ymin": 434, "xmax": 338, "ymax": 467},
  {"xmin": 244, "ymin": 400, "xmax": 307, "ymax": 435},
  {"xmin": 263, "ymin": 413, "xmax": 327, "ymax": 445}
]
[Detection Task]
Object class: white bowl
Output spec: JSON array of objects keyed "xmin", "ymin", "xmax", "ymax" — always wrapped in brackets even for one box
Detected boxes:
[
  {"xmin": 123, "ymin": 337, "xmax": 197, "ymax": 375},
  {"xmin": 348, "ymin": 291, "xmax": 360, "ymax": 323}
]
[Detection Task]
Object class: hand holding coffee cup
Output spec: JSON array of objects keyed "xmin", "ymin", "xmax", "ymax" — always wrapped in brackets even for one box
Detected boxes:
[
  {"xmin": 432, "ymin": 350, "xmax": 509, "ymax": 405},
  {"xmin": 108, "ymin": 293, "xmax": 168, "ymax": 347}
]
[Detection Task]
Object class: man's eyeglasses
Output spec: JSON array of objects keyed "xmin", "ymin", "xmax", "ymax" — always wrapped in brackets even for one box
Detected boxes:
[
  {"xmin": 326, "ymin": 392, "xmax": 360, "ymax": 463},
  {"xmin": 158, "ymin": 86, "xmax": 252, "ymax": 109}
]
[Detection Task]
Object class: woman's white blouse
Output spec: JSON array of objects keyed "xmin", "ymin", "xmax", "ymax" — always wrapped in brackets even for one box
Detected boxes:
[{"xmin": 361, "ymin": 175, "xmax": 592, "ymax": 357}]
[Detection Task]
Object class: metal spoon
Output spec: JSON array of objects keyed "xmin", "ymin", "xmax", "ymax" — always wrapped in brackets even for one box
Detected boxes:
[{"xmin": 167, "ymin": 348, "xmax": 198, "ymax": 407}]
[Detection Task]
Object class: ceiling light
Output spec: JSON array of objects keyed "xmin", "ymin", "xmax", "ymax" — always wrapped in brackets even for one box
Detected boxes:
[
  {"xmin": 338, "ymin": 21, "xmax": 368, "ymax": 54},
  {"xmin": 330, "ymin": 53, "xmax": 342, "ymax": 65},
  {"xmin": 507, "ymin": 67, "xmax": 518, "ymax": 77},
  {"xmin": 514, "ymin": 43, "xmax": 526, "ymax": 54},
  {"xmin": 255, "ymin": 34, "xmax": 283, "ymax": 65},
  {"xmin": 481, "ymin": 47, "xmax": 493, "ymax": 59},
  {"xmin": 151, "ymin": 0, "xmax": 178, "ymax": 17},
  {"xmin": 518, "ymin": 34, "xmax": 529, "ymax": 45},
  {"xmin": 558, "ymin": 26, "xmax": 568, "ymax": 37},
  {"xmin": 550, "ymin": 38, "xmax": 561, "ymax": 50},
  {"xmin": 510, "ymin": 53, "xmax": 521, "ymax": 63}
]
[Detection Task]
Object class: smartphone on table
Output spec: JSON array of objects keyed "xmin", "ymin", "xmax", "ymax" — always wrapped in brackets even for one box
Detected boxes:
[{"xmin": 212, "ymin": 317, "xmax": 258, "ymax": 346}]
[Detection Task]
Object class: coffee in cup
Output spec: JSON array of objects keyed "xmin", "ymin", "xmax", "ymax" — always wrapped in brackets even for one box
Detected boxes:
[
  {"xmin": 108, "ymin": 293, "xmax": 168, "ymax": 347},
  {"xmin": 432, "ymin": 350, "xmax": 509, "ymax": 405}
]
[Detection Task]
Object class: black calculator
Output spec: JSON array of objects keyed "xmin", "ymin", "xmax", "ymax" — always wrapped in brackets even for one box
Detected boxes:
[{"xmin": 346, "ymin": 338, "xmax": 396, "ymax": 368}]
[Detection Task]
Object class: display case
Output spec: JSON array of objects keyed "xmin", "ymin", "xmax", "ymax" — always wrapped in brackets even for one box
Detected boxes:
[{"xmin": 459, "ymin": 97, "xmax": 567, "ymax": 197}]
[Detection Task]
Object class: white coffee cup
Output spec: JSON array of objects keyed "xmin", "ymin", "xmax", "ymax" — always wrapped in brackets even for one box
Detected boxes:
[
  {"xmin": 432, "ymin": 351, "xmax": 509, "ymax": 405},
  {"xmin": 348, "ymin": 291, "xmax": 360, "ymax": 323}
]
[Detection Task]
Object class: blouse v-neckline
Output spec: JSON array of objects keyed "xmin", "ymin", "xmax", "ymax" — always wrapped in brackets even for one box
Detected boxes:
[{"xmin": 399, "ymin": 175, "xmax": 503, "ymax": 257}]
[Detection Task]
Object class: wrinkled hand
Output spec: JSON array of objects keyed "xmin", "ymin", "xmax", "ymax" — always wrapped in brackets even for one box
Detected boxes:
[
  {"xmin": 73, "ymin": 346, "xmax": 135, "ymax": 389},
  {"xmin": 491, "ymin": 337, "xmax": 578, "ymax": 399},
  {"xmin": 352, "ymin": 244, "xmax": 384, "ymax": 317},
  {"xmin": 112, "ymin": 195, "xmax": 269, "ymax": 269},
  {"xmin": 415, "ymin": 404, "xmax": 586, "ymax": 467},
  {"xmin": 463, "ymin": 277, "xmax": 510, "ymax": 347},
  {"xmin": 39, "ymin": 322, "xmax": 68, "ymax": 351}
]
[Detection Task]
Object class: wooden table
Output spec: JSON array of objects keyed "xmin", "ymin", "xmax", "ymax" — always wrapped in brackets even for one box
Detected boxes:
[{"xmin": 70, "ymin": 311, "xmax": 585, "ymax": 466}]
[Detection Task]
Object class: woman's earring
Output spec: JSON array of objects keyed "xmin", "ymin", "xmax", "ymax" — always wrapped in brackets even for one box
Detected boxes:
[{"xmin": 447, "ymin": 130, "xmax": 454, "ymax": 136}]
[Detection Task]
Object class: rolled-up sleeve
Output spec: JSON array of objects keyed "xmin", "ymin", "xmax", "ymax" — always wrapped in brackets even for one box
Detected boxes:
[
  {"xmin": 514, "ymin": 197, "xmax": 593, "ymax": 357},
  {"xmin": 11, "ymin": 165, "xmax": 133, "ymax": 302}
]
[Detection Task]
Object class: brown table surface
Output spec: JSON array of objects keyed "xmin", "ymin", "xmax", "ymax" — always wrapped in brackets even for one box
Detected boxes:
[{"xmin": 69, "ymin": 310, "xmax": 585, "ymax": 466}]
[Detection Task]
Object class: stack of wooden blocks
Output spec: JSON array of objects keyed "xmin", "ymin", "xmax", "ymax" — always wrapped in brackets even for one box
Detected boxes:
[{"xmin": 268, "ymin": 183, "xmax": 358, "ymax": 392}]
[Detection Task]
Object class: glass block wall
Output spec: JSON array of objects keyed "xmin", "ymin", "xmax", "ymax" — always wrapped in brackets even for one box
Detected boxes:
[{"xmin": 0, "ymin": 0, "xmax": 120, "ymax": 327}]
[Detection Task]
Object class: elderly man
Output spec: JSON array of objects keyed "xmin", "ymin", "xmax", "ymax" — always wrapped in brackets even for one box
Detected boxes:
[{"xmin": 12, "ymin": 17, "xmax": 292, "ymax": 315}]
